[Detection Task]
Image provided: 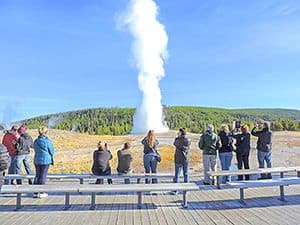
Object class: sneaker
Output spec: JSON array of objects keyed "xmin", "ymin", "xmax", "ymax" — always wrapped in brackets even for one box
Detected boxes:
[
  {"xmin": 170, "ymin": 191, "xmax": 178, "ymax": 195},
  {"xmin": 32, "ymin": 193, "xmax": 38, "ymax": 198},
  {"xmin": 38, "ymin": 193, "xmax": 48, "ymax": 198}
]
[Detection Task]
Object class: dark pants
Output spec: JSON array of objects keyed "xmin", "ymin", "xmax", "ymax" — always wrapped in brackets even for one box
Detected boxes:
[
  {"xmin": 236, "ymin": 153, "xmax": 250, "ymax": 180},
  {"xmin": 94, "ymin": 170, "xmax": 112, "ymax": 184},
  {"xmin": 34, "ymin": 164, "xmax": 49, "ymax": 185}
]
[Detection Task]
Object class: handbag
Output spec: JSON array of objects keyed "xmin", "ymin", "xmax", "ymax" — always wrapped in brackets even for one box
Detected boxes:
[{"xmin": 155, "ymin": 152, "xmax": 162, "ymax": 163}]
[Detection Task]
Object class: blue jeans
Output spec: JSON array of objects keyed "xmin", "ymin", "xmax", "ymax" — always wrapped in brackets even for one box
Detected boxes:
[
  {"xmin": 143, "ymin": 154, "xmax": 158, "ymax": 183},
  {"xmin": 15, "ymin": 154, "xmax": 34, "ymax": 184},
  {"xmin": 174, "ymin": 162, "xmax": 189, "ymax": 183},
  {"xmin": 219, "ymin": 152, "xmax": 233, "ymax": 183},
  {"xmin": 4, "ymin": 155, "xmax": 16, "ymax": 185},
  {"xmin": 258, "ymin": 151, "xmax": 272, "ymax": 179}
]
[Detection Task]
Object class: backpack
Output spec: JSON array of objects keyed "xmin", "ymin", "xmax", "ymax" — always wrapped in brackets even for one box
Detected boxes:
[{"xmin": 0, "ymin": 144, "xmax": 9, "ymax": 171}]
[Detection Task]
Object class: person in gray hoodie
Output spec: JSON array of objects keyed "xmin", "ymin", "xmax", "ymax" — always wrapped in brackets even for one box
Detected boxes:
[
  {"xmin": 199, "ymin": 124, "xmax": 222, "ymax": 185},
  {"xmin": 15, "ymin": 125, "xmax": 34, "ymax": 184},
  {"xmin": 173, "ymin": 128, "xmax": 191, "ymax": 184},
  {"xmin": 92, "ymin": 141, "xmax": 113, "ymax": 184},
  {"xmin": 117, "ymin": 142, "xmax": 133, "ymax": 184}
]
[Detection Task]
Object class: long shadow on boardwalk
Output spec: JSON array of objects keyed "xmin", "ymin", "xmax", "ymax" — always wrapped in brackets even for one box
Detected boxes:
[
  {"xmin": 0, "ymin": 203, "xmax": 158, "ymax": 212},
  {"xmin": 1, "ymin": 195, "xmax": 300, "ymax": 212},
  {"xmin": 185, "ymin": 194, "xmax": 300, "ymax": 210}
]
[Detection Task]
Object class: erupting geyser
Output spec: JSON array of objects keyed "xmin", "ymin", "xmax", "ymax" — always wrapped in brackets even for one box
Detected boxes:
[{"xmin": 121, "ymin": 0, "xmax": 169, "ymax": 134}]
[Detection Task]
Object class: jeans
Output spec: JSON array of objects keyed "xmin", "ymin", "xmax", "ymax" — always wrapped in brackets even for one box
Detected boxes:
[
  {"xmin": 34, "ymin": 164, "xmax": 50, "ymax": 185},
  {"xmin": 4, "ymin": 155, "xmax": 16, "ymax": 185},
  {"xmin": 219, "ymin": 152, "xmax": 233, "ymax": 183},
  {"xmin": 258, "ymin": 151, "xmax": 272, "ymax": 179},
  {"xmin": 174, "ymin": 162, "xmax": 189, "ymax": 183},
  {"xmin": 143, "ymin": 154, "xmax": 158, "ymax": 184},
  {"xmin": 15, "ymin": 154, "xmax": 34, "ymax": 184},
  {"xmin": 236, "ymin": 153, "xmax": 250, "ymax": 180},
  {"xmin": 203, "ymin": 154, "xmax": 217, "ymax": 183}
]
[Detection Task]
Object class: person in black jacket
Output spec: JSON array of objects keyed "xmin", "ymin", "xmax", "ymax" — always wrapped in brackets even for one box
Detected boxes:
[
  {"xmin": 15, "ymin": 125, "xmax": 34, "ymax": 184},
  {"xmin": 173, "ymin": 128, "xmax": 191, "ymax": 184},
  {"xmin": 251, "ymin": 122, "xmax": 273, "ymax": 179},
  {"xmin": 142, "ymin": 130, "xmax": 160, "ymax": 184},
  {"xmin": 92, "ymin": 141, "xmax": 113, "ymax": 184},
  {"xmin": 232, "ymin": 125, "xmax": 251, "ymax": 180},
  {"xmin": 218, "ymin": 124, "xmax": 233, "ymax": 183}
]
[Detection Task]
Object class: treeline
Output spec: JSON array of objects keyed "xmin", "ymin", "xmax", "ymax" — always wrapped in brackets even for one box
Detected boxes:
[{"xmin": 21, "ymin": 106, "xmax": 300, "ymax": 135}]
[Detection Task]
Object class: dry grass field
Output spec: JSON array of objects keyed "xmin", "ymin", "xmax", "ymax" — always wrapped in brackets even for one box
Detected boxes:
[{"xmin": 1, "ymin": 129, "xmax": 299, "ymax": 174}]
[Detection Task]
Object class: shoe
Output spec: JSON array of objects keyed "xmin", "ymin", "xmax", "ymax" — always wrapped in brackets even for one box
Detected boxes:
[
  {"xmin": 38, "ymin": 193, "xmax": 48, "ymax": 198},
  {"xmin": 170, "ymin": 191, "xmax": 178, "ymax": 195},
  {"xmin": 203, "ymin": 182, "xmax": 210, "ymax": 185},
  {"xmin": 32, "ymin": 193, "xmax": 38, "ymax": 198}
]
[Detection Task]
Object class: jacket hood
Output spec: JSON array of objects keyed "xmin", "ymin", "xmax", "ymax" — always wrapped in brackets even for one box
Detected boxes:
[{"xmin": 22, "ymin": 133, "xmax": 31, "ymax": 139}]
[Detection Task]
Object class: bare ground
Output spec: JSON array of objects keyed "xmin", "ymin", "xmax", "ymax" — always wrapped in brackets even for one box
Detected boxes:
[{"xmin": 1, "ymin": 130, "xmax": 299, "ymax": 174}]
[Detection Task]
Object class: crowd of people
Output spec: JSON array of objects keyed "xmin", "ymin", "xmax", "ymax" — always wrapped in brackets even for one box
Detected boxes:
[
  {"xmin": 0, "ymin": 125, "xmax": 55, "ymax": 198},
  {"xmin": 0, "ymin": 121, "xmax": 273, "ymax": 198}
]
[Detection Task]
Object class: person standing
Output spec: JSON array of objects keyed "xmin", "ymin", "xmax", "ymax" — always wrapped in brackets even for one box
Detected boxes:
[
  {"xmin": 0, "ymin": 144, "xmax": 9, "ymax": 187},
  {"xmin": 92, "ymin": 141, "xmax": 113, "ymax": 184},
  {"xmin": 173, "ymin": 128, "xmax": 191, "ymax": 184},
  {"xmin": 117, "ymin": 142, "xmax": 133, "ymax": 184},
  {"xmin": 251, "ymin": 122, "xmax": 273, "ymax": 179},
  {"xmin": 15, "ymin": 125, "xmax": 34, "ymax": 184},
  {"xmin": 33, "ymin": 127, "xmax": 55, "ymax": 198},
  {"xmin": 218, "ymin": 124, "xmax": 233, "ymax": 183},
  {"xmin": 232, "ymin": 125, "xmax": 251, "ymax": 180},
  {"xmin": 199, "ymin": 124, "xmax": 222, "ymax": 185},
  {"xmin": 2, "ymin": 125, "xmax": 18, "ymax": 184},
  {"xmin": 142, "ymin": 130, "xmax": 160, "ymax": 184}
]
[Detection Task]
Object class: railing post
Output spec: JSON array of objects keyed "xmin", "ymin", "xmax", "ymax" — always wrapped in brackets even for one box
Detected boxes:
[
  {"xmin": 16, "ymin": 193, "xmax": 22, "ymax": 210},
  {"xmin": 239, "ymin": 188, "xmax": 245, "ymax": 204},
  {"xmin": 80, "ymin": 178, "xmax": 84, "ymax": 184},
  {"xmin": 137, "ymin": 192, "xmax": 142, "ymax": 209},
  {"xmin": 279, "ymin": 186, "xmax": 285, "ymax": 201},
  {"xmin": 182, "ymin": 191, "xmax": 188, "ymax": 208},
  {"xmin": 90, "ymin": 192, "xmax": 96, "ymax": 210},
  {"xmin": 64, "ymin": 192, "xmax": 70, "ymax": 210}
]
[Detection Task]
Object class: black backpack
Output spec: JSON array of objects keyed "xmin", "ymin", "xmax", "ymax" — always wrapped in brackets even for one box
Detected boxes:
[{"xmin": 0, "ymin": 144, "xmax": 9, "ymax": 171}]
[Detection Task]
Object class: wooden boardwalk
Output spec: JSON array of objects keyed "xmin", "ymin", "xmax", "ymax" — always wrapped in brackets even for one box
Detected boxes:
[{"xmin": 1, "ymin": 181, "xmax": 300, "ymax": 225}]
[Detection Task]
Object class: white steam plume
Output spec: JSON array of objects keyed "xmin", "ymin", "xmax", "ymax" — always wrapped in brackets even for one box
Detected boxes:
[
  {"xmin": 47, "ymin": 115, "xmax": 62, "ymax": 129},
  {"xmin": 120, "ymin": 0, "xmax": 169, "ymax": 134}
]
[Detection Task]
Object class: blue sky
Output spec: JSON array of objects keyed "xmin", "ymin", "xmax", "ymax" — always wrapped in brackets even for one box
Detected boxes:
[{"xmin": 1, "ymin": 0, "xmax": 300, "ymax": 121}]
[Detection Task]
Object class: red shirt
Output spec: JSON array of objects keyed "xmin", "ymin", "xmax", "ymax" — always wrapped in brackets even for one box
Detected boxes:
[{"xmin": 2, "ymin": 132, "xmax": 18, "ymax": 156}]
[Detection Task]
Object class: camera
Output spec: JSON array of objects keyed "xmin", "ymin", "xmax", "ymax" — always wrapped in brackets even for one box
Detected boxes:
[{"xmin": 233, "ymin": 121, "xmax": 241, "ymax": 129}]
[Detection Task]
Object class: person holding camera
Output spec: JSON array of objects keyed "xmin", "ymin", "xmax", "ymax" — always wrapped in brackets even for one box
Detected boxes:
[
  {"xmin": 173, "ymin": 128, "xmax": 191, "ymax": 184},
  {"xmin": 251, "ymin": 122, "xmax": 273, "ymax": 179},
  {"xmin": 92, "ymin": 141, "xmax": 113, "ymax": 184},
  {"xmin": 218, "ymin": 124, "xmax": 233, "ymax": 183},
  {"xmin": 199, "ymin": 124, "xmax": 222, "ymax": 185},
  {"xmin": 231, "ymin": 124, "xmax": 251, "ymax": 181}
]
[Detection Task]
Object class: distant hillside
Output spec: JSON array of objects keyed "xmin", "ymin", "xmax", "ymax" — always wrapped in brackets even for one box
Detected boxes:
[{"xmin": 21, "ymin": 106, "xmax": 300, "ymax": 135}]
